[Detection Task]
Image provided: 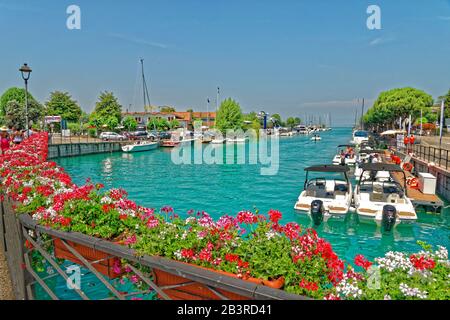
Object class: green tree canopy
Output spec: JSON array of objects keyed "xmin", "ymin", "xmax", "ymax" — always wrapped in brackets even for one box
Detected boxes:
[
  {"xmin": 90, "ymin": 91, "xmax": 122, "ymax": 128},
  {"xmin": 160, "ymin": 106, "xmax": 176, "ymax": 113},
  {"xmin": 122, "ymin": 116, "xmax": 138, "ymax": 131},
  {"xmin": 4, "ymin": 99, "xmax": 44, "ymax": 130},
  {"xmin": 286, "ymin": 117, "xmax": 301, "ymax": 129},
  {"xmin": 45, "ymin": 91, "xmax": 82, "ymax": 122},
  {"xmin": 215, "ymin": 98, "xmax": 243, "ymax": 133},
  {"xmin": 364, "ymin": 87, "xmax": 434, "ymax": 129},
  {"xmin": 0, "ymin": 87, "xmax": 40, "ymax": 116},
  {"xmin": 438, "ymin": 89, "xmax": 450, "ymax": 118}
]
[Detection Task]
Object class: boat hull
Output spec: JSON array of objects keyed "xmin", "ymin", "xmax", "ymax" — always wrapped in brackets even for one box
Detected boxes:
[{"xmin": 122, "ymin": 142, "xmax": 159, "ymax": 153}]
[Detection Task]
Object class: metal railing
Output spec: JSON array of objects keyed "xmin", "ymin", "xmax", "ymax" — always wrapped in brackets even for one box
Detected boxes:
[
  {"xmin": 0, "ymin": 198, "xmax": 307, "ymax": 300},
  {"xmin": 408, "ymin": 144, "xmax": 450, "ymax": 170}
]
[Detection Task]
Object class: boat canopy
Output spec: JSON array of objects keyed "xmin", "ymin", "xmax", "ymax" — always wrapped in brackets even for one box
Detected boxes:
[
  {"xmin": 305, "ymin": 165, "xmax": 350, "ymax": 173},
  {"xmin": 360, "ymin": 163, "xmax": 402, "ymax": 172},
  {"xmin": 337, "ymin": 144, "xmax": 356, "ymax": 148},
  {"xmin": 380, "ymin": 130, "xmax": 406, "ymax": 136},
  {"xmin": 359, "ymin": 149, "xmax": 387, "ymax": 154}
]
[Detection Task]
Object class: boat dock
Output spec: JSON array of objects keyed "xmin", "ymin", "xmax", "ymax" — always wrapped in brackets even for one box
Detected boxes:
[{"xmin": 382, "ymin": 152, "xmax": 444, "ymax": 212}]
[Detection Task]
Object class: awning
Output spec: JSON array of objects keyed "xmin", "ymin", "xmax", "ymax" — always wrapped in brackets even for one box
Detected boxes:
[
  {"xmin": 360, "ymin": 163, "xmax": 403, "ymax": 172},
  {"xmin": 380, "ymin": 130, "xmax": 406, "ymax": 136},
  {"xmin": 305, "ymin": 165, "xmax": 350, "ymax": 173}
]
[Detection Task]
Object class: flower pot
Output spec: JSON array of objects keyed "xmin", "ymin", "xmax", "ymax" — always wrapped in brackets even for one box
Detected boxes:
[
  {"xmin": 152, "ymin": 262, "xmax": 284, "ymax": 300},
  {"xmin": 53, "ymin": 237, "xmax": 122, "ymax": 279}
]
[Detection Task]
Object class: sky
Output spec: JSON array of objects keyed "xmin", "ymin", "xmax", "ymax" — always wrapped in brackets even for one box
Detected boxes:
[{"xmin": 0, "ymin": 0, "xmax": 449, "ymax": 126}]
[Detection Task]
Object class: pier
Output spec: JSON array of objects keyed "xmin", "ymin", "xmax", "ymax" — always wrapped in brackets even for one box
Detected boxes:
[{"xmin": 381, "ymin": 150, "xmax": 445, "ymax": 212}]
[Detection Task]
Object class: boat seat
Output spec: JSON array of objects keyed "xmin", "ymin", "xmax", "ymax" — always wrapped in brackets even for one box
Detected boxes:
[{"xmin": 370, "ymin": 192, "xmax": 384, "ymax": 202}]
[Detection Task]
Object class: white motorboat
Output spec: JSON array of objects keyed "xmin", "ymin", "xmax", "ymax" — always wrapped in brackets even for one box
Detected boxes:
[
  {"xmin": 311, "ymin": 135, "xmax": 322, "ymax": 141},
  {"xmin": 354, "ymin": 163, "xmax": 417, "ymax": 230},
  {"xmin": 122, "ymin": 141, "xmax": 159, "ymax": 153},
  {"xmin": 226, "ymin": 137, "xmax": 247, "ymax": 143},
  {"xmin": 211, "ymin": 138, "xmax": 227, "ymax": 144},
  {"xmin": 294, "ymin": 165, "xmax": 352, "ymax": 224},
  {"xmin": 351, "ymin": 130, "xmax": 369, "ymax": 145},
  {"xmin": 332, "ymin": 144, "xmax": 357, "ymax": 166}
]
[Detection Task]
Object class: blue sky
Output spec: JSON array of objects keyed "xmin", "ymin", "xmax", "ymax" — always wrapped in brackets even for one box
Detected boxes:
[{"xmin": 1, "ymin": 0, "xmax": 449, "ymax": 126}]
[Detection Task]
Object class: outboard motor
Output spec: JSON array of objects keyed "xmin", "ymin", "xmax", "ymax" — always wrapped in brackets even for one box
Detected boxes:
[
  {"xmin": 311, "ymin": 200, "xmax": 325, "ymax": 226},
  {"xmin": 382, "ymin": 205, "xmax": 397, "ymax": 231}
]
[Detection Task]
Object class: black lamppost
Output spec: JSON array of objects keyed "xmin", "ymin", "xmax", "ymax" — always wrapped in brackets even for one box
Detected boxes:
[{"xmin": 19, "ymin": 63, "xmax": 32, "ymax": 134}]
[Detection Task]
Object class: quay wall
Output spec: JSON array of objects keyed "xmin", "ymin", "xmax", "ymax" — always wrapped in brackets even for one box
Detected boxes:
[
  {"xmin": 397, "ymin": 151, "xmax": 450, "ymax": 202},
  {"xmin": 47, "ymin": 142, "xmax": 122, "ymax": 159}
]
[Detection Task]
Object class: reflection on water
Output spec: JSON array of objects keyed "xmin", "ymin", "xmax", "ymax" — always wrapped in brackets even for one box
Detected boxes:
[{"xmin": 57, "ymin": 128, "xmax": 450, "ymax": 264}]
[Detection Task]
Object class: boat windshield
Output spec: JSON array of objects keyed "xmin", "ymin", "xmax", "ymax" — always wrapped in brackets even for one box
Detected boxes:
[
  {"xmin": 359, "ymin": 181, "xmax": 406, "ymax": 203},
  {"xmin": 305, "ymin": 178, "xmax": 349, "ymax": 199},
  {"xmin": 354, "ymin": 131, "xmax": 368, "ymax": 138}
]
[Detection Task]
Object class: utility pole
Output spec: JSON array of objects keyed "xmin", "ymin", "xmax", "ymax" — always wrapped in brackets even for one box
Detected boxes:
[
  {"xmin": 215, "ymin": 87, "xmax": 220, "ymax": 126},
  {"xmin": 360, "ymin": 98, "xmax": 365, "ymax": 130}
]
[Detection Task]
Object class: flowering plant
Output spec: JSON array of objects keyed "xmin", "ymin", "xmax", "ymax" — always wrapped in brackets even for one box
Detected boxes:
[{"xmin": 1, "ymin": 133, "xmax": 449, "ymax": 300}]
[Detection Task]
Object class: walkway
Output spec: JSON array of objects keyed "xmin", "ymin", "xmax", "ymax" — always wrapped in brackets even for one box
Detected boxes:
[{"xmin": 0, "ymin": 247, "xmax": 14, "ymax": 300}]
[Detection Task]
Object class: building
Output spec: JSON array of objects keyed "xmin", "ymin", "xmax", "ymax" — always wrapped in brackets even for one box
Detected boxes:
[{"xmin": 122, "ymin": 111, "xmax": 216, "ymax": 130}]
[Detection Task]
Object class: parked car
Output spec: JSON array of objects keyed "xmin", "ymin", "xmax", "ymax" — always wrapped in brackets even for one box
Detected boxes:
[
  {"xmin": 99, "ymin": 132, "xmax": 126, "ymax": 141},
  {"xmin": 128, "ymin": 131, "xmax": 149, "ymax": 140}
]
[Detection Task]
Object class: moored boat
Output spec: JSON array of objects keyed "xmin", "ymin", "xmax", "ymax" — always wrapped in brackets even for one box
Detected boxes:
[
  {"xmin": 354, "ymin": 163, "xmax": 417, "ymax": 230},
  {"xmin": 122, "ymin": 141, "xmax": 159, "ymax": 153},
  {"xmin": 294, "ymin": 165, "xmax": 352, "ymax": 224}
]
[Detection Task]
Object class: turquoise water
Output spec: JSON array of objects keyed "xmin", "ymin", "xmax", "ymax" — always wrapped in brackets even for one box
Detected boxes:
[{"xmin": 56, "ymin": 128, "xmax": 450, "ymax": 264}]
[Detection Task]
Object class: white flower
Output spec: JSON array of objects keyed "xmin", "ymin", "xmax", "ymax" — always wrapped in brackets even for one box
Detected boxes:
[
  {"xmin": 265, "ymin": 230, "xmax": 277, "ymax": 240},
  {"xmin": 384, "ymin": 295, "xmax": 391, "ymax": 300},
  {"xmin": 399, "ymin": 283, "xmax": 428, "ymax": 299},
  {"xmin": 174, "ymin": 250, "xmax": 182, "ymax": 260}
]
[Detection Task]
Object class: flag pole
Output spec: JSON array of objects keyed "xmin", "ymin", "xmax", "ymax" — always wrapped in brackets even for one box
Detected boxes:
[{"xmin": 440, "ymin": 100, "xmax": 445, "ymax": 148}]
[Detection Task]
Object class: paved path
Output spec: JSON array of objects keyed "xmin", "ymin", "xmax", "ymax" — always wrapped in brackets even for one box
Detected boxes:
[{"xmin": 0, "ymin": 247, "xmax": 14, "ymax": 300}]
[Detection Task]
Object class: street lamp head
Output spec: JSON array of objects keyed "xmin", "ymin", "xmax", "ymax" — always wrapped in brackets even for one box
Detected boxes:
[{"xmin": 19, "ymin": 63, "xmax": 32, "ymax": 81}]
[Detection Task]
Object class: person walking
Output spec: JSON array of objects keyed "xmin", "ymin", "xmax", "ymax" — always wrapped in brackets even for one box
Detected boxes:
[
  {"xmin": 0, "ymin": 126, "xmax": 11, "ymax": 155},
  {"xmin": 12, "ymin": 127, "xmax": 23, "ymax": 145}
]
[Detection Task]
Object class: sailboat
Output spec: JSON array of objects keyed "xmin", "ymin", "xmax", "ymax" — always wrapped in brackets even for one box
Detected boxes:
[{"xmin": 122, "ymin": 59, "xmax": 159, "ymax": 153}]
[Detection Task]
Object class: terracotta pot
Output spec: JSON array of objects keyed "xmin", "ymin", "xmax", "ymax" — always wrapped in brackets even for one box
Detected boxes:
[
  {"xmin": 152, "ymin": 262, "xmax": 284, "ymax": 300},
  {"xmin": 52, "ymin": 237, "xmax": 122, "ymax": 279}
]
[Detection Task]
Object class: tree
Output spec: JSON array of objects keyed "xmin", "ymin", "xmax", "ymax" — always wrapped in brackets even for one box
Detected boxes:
[
  {"xmin": 4, "ymin": 99, "xmax": 44, "ymax": 130},
  {"xmin": 0, "ymin": 87, "xmax": 40, "ymax": 116},
  {"xmin": 168, "ymin": 119, "xmax": 180, "ymax": 129},
  {"xmin": 271, "ymin": 113, "xmax": 285, "ymax": 127},
  {"xmin": 90, "ymin": 91, "xmax": 122, "ymax": 128},
  {"xmin": 215, "ymin": 98, "xmax": 243, "ymax": 133},
  {"xmin": 364, "ymin": 87, "xmax": 434, "ymax": 130},
  {"xmin": 286, "ymin": 117, "xmax": 301, "ymax": 129},
  {"xmin": 160, "ymin": 106, "xmax": 176, "ymax": 113},
  {"xmin": 438, "ymin": 89, "xmax": 450, "ymax": 118},
  {"xmin": 122, "ymin": 116, "xmax": 138, "ymax": 131},
  {"xmin": 45, "ymin": 91, "xmax": 82, "ymax": 122}
]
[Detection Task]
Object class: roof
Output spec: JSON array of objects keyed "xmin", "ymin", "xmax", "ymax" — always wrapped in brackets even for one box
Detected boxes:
[
  {"xmin": 360, "ymin": 163, "xmax": 403, "ymax": 172},
  {"xmin": 304, "ymin": 165, "xmax": 350, "ymax": 173}
]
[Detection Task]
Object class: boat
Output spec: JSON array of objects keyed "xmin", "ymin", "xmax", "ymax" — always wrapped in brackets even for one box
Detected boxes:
[
  {"xmin": 295, "ymin": 125, "xmax": 310, "ymax": 135},
  {"xmin": 226, "ymin": 137, "xmax": 247, "ymax": 143},
  {"xmin": 354, "ymin": 149, "xmax": 388, "ymax": 181},
  {"xmin": 351, "ymin": 130, "xmax": 369, "ymax": 145},
  {"xmin": 311, "ymin": 135, "xmax": 322, "ymax": 141},
  {"xmin": 160, "ymin": 140, "xmax": 180, "ymax": 147},
  {"xmin": 122, "ymin": 141, "xmax": 159, "ymax": 153},
  {"xmin": 201, "ymin": 136, "xmax": 212, "ymax": 144},
  {"xmin": 354, "ymin": 163, "xmax": 417, "ymax": 230},
  {"xmin": 211, "ymin": 138, "xmax": 227, "ymax": 144},
  {"xmin": 332, "ymin": 144, "xmax": 357, "ymax": 166},
  {"xmin": 294, "ymin": 165, "xmax": 352, "ymax": 224}
]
